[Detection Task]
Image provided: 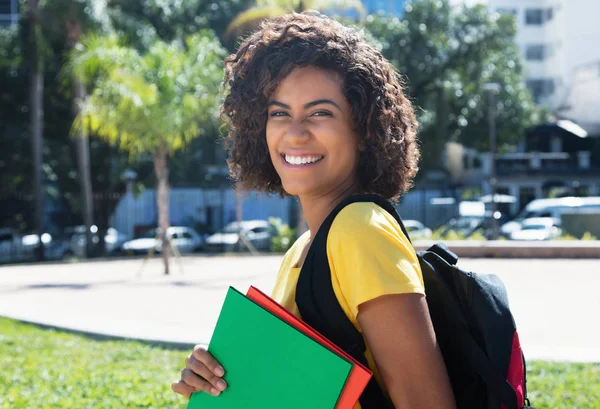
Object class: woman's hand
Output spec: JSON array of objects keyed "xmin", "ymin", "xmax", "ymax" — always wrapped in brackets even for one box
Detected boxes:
[{"xmin": 171, "ymin": 345, "xmax": 228, "ymax": 398}]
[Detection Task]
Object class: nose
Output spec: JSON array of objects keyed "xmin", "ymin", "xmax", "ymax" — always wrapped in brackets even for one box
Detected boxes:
[{"xmin": 284, "ymin": 119, "xmax": 311, "ymax": 144}]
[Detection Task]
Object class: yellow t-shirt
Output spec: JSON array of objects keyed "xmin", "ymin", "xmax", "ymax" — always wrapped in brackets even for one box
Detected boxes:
[{"xmin": 271, "ymin": 202, "xmax": 425, "ymax": 409}]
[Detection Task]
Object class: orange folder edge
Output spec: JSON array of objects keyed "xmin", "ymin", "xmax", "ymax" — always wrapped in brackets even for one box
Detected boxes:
[{"xmin": 247, "ymin": 286, "xmax": 372, "ymax": 409}]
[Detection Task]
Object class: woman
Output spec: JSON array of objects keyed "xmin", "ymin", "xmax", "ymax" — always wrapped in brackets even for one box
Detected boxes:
[{"xmin": 172, "ymin": 12, "xmax": 456, "ymax": 409}]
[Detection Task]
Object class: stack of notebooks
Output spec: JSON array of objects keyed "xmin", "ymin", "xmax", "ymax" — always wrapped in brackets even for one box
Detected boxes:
[{"xmin": 186, "ymin": 286, "xmax": 372, "ymax": 409}]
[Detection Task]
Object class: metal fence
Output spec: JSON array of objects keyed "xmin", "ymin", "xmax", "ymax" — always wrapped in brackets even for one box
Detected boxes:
[{"xmin": 0, "ymin": 186, "xmax": 453, "ymax": 263}]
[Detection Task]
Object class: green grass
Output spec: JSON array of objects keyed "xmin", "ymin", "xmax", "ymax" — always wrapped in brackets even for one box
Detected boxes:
[
  {"xmin": 0, "ymin": 318, "xmax": 188, "ymax": 409},
  {"xmin": 1, "ymin": 317, "xmax": 599, "ymax": 408},
  {"xmin": 527, "ymin": 361, "xmax": 600, "ymax": 408}
]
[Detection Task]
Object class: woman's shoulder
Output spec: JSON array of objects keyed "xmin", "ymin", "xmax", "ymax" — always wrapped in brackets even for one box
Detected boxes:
[
  {"xmin": 280, "ymin": 230, "xmax": 311, "ymax": 265},
  {"xmin": 330, "ymin": 201, "xmax": 404, "ymax": 238}
]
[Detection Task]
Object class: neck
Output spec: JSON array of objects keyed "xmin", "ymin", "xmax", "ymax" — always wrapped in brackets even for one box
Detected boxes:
[{"xmin": 299, "ymin": 180, "xmax": 361, "ymax": 236}]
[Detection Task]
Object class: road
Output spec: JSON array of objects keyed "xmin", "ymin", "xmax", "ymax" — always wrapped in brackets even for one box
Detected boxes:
[{"xmin": 0, "ymin": 255, "xmax": 598, "ymax": 362}]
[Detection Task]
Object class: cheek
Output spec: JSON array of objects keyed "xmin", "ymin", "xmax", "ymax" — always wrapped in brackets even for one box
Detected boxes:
[
  {"xmin": 342, "ymin": 132, "xmax": 360, "ymax": 164},
  {"xmin": 265, "ymin": 123, "xmax": 276, "ymax": 152}
]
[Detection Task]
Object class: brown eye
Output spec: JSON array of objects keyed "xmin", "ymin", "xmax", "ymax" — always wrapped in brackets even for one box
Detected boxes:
[{"xmin": 270, "ymin": 111, "xmax": 289, "ymax": 117}]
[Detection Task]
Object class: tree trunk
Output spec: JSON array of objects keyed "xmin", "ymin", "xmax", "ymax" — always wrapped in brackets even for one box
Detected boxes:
[
  {"xmin": 66, "ymin": 18, "xmax": 95, "ymax": 258},
  {"xmin": 153, "ymin": 147, "xmax": 170, "ymax": 275},
  {"xmin": 73, "ymin": 76, "xmax": 95, "ymax": 258},
  {"xmin": 29, "ymin": 0, "xmax": 45, "ymax": 261}
]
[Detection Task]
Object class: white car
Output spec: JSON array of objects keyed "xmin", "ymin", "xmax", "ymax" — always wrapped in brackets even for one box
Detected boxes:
[
  {"xmin": 509, "ymin": 217, "xmax": 562, "ymax": 241},
  {"xmin": 122, "ymin": 226, "xmax": 204, "ymax": 255},
  {"xmin": 205, "ymin": 220, "xmax": 274, "ymax": 252},
  {"xmin": 403, "ymin": 220, "xmax": 432, "ymax": 240}
]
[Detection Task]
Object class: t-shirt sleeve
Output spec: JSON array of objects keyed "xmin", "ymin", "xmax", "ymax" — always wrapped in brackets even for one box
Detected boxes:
[{"xmin": 326, "ymin": 203, "xmax": 425, "ymax": 321}]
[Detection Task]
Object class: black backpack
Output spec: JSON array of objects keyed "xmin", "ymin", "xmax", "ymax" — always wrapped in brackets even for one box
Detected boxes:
[{"xmin": 295, "ymin": 194, "xmax": 534, "ymax": 409}]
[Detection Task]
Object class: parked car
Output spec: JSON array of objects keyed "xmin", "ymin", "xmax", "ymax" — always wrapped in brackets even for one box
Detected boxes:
[
  {"xmin": 439, "ymin": 216, "xmax": 483, "ymax": 238},
  {"xmin": 501, "ymin": 196, "xmax": 600, "ymax": 236},
  {"xmin": 0, "ymin": 228, "xmax": 69, "ymax": 263},
  {"xmin": 509, "ymin": 217, "xmax": 561, "ymax": 241},
  {"xmin": 440, "ymin": 211, "xmax": 509, "ymax": 239},
  {"xmin": 122, "ymin": 226, "xmax": 204, "ymax": 255},
  {"xmin": 403, "ymin": 220, "xmax": 432, "ymax": 240},
  {"xmin": 205, "ymin": 220, "xmax": 274, "ymax": 252},
  {"xmin": 63, "ymin": 225, "xmax": 128, "ymax": 257}
]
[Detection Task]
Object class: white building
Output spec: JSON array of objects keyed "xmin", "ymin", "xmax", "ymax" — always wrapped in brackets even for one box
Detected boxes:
[
  {"xmin": 486, "ymin": 0, "xmax": 600, "ymax": 110},
  {"xmin": 0, "ymin": 0, "xmax": 18, "ymax": 27},
  {"xmin": 486, "ymin": 0, "xmax": 566, "ymax": 108}
]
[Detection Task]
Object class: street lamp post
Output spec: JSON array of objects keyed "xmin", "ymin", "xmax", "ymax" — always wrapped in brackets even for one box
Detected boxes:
[{"xmin": 484, "ymin": 82, "xmax": 501, "ymax": 240}]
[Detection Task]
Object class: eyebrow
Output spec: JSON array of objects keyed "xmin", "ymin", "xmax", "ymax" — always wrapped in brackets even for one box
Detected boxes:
[{"xmin": 267, "ymin": 99, "xmax": 342, "ymax": 110}]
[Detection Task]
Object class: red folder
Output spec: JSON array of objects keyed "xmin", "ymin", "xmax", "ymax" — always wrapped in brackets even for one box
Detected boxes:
[{"xmin": 246, "ymin": 286, "xmax": 372, "ymax": 409}]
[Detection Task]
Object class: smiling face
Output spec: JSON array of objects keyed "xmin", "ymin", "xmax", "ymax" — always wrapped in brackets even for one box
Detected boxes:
[{"xmin": 266, "ymin": 66, "xmax": 360, "ymax": 198}]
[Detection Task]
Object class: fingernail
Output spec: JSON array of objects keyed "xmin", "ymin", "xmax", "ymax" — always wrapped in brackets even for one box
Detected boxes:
[
  {"xmin": 217, "ymin": 380, "xmax": 227, "ymax": 391},
  {"xmin": 210, "ymin": 387, "xmax": 220, "ymax": 396},
  {"xmin": 215, "ymin": 366, "xmax": 225, "ymax": 377}
]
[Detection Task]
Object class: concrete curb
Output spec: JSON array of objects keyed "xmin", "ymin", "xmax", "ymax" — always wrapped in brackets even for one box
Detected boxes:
[
  {"xmin": 2, "ymin": 241, "xmax": 600, "ymax": 267},
  {"xmin": 2, "ymin": 314, "xmax": 202, "ymax": 351},
  {"xmin": 413, "ymin": 240, "xmax": 600, "ymax": 258}
]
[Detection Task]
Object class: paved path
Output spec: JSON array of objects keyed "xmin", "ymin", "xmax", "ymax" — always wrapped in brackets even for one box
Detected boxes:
[{"xmin": 0, "ymin": 256, "xmax": 599, "ymax": 362}]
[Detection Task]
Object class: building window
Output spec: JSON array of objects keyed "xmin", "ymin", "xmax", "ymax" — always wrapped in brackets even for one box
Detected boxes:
[
  {"xmin": 525, "ymin": 9, "xmax": 544, "ymax": 25},
  {"xmin": 0, "ymin": 0, "xmax": 12, "ymax": 15},
  {"xmin": 525, "ymin": 44, "xmax": 555, "ymax": 61},
  {"xmin": 526, "ymin": 44, "xmax": 545, "ymax": 61},
  {"xmin": 526, "ymin": 78, "xmax": 555, "ymax": 103},
  {"xmin": 0, "ymin": 0, "xmax": 17, "ymax": 26},
  {"xmin": 525, "ymin": 8, "xmax": 554, "ymax": 25}
]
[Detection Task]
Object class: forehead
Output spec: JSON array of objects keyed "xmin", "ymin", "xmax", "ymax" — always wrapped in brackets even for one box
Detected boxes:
[{"xmin": 271, "ymin": 66, "xmax": 344, "ymax": 99}]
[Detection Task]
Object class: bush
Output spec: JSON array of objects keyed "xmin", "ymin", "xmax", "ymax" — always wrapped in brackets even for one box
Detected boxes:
[
  {"xmin": 581, "ymin": 232, "xmax": 598, "ymax": 241},
  {"xmin": 269, "ymin": 217, "xmax": 296, "ymax": 253},
  {"xmin": 431, "ymin": 228, "xmax": 488, "ymax": 241},
  {"xmin": 555, "ymin": 231, "xmax": 597, "ymax": 241}
]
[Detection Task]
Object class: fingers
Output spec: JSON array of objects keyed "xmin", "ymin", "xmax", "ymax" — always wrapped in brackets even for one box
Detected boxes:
[
  {"xmin": 192, "ymin": 345, "xmax": 225, "ymax": 378},
  {"xmin": 186, "ymin": 354, "xmax": 227, "ymax": 391},
  {"xmin": 180, "ymin": 368, "xmax": 222, "ymax": 396},
  {"xmin": 172, "ymin": 345, "xmax": 227, "ymax": 399},
  {"xmin": 171, "ymin": 379, "xmax": 195, "ymax": 399}
]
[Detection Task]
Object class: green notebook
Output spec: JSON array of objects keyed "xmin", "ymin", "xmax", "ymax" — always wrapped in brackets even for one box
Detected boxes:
[{"xmin": 187, "ymin": 287, "xmax": 352, "ymax": 409}]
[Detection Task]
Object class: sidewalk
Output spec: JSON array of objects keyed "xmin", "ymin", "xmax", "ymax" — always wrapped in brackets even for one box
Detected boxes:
[{"xmin": 1, "ymin": 255, "xmax": 599, "ymax": 362}]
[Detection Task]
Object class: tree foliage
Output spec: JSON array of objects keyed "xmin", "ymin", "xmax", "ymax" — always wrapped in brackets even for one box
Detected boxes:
[
  {"xmin": 224, "ymin": 0, "xmax": 365, "ymax": 44},
  {"xmin": 364, "ymin": 1, "xmax": 546, "ymax": 170},
  {"xmin": 68, "ymin": 32, "xmax": 225, "ymax": 155},
  {"xmin": 106, "ymin": 0, "xmax": 253, "ymax": 50}
]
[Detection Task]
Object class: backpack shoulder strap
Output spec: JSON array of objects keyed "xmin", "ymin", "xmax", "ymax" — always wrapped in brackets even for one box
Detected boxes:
[
  {"xmin": 296, "ymin": 194, "xmax": 400, "ymax": 409},
  {"xmin": 295, "ymin": 194, "xmax": 521, "ymax": 409}
]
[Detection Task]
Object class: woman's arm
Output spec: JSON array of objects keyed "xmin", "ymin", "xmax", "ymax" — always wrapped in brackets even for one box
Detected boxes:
[{"xmin": 357, "ymin": 293, "xmax": 456, "ymax": 409}]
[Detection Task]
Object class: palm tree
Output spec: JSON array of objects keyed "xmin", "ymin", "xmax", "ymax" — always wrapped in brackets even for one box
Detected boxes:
[
  {"xmin": 68, "ymin": 32, "xmax": 226, "ymax": 274},
  {"xmin": 46, "ymin": 0, "xmax": 111, "ymax": 257},
  {"xmin": 225, "ymin": 0, "xmax": 365, "ymax": 44},
  {"xmin": 26, "ymin": 0, "xmax": 46, "ymax": 261}
]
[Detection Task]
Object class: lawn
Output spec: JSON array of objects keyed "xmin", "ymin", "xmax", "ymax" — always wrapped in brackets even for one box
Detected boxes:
[{"xmin": 0, "ymin": 317, "xmax": 599, "ymax": 408}]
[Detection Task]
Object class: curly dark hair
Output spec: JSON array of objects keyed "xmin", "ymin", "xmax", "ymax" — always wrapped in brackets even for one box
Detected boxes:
[{"xmin": 222, "ymin": 12, "xmax": 419, "ymax": 202}]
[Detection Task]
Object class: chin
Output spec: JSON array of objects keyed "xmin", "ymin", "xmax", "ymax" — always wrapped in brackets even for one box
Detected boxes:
[{"xmin": 280, "ymin": 182, "xmax": 315, "ymax": 197}]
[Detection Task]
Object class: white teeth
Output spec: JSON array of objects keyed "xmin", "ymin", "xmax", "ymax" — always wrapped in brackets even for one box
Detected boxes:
[{"xmin": 284, "ymin": 155, "xmax": 323, "ymax": 165}]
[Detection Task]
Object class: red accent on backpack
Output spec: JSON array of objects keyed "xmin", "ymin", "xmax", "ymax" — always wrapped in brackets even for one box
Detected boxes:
[{"xmin": 502, "ymin": 331, "xmax": 525, "ymax": 409}]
